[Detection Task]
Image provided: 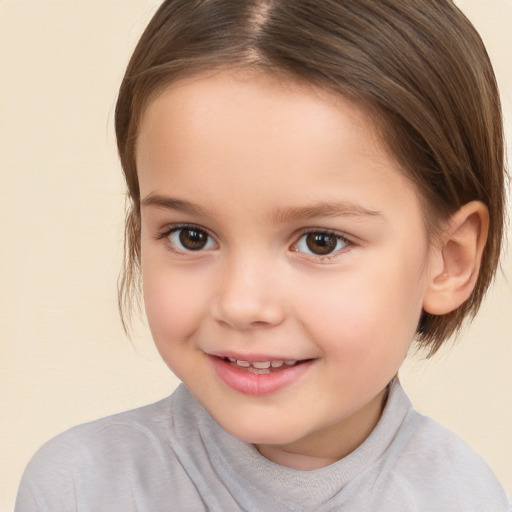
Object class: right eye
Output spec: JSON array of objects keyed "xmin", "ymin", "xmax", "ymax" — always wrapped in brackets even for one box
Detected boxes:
[{"xmin": 168, "ymin": 226, "xmax": 217, "ymax": 252}]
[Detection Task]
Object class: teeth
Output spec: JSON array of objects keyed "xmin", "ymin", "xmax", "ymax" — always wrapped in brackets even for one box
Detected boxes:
[
  {"xmin": 252, "ymin": 361, "xmax": 271, "ymax": 369},
  {"xmin": 248, "ymin": 367, "xmax": 271, "ymax": 375},
  {"xmin": 228, "ymin": 358, "xmax": 297, "ymax": 369}
]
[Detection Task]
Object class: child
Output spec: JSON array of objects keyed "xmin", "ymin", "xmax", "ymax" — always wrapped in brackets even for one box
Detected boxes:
[{"xmin": 15, "ymin": 0, "xmax": 511, "ymax": 510}]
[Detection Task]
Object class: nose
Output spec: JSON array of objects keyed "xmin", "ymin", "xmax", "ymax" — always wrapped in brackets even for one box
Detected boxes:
[{"xmin": 211, "ymin": 255, "xmax": 286, "ymax": 330}]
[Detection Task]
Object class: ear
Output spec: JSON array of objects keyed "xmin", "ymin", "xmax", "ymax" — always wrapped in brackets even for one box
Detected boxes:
[{"xmin": 423, "ymin": 201, "xmax": 489, "ymax": 315}]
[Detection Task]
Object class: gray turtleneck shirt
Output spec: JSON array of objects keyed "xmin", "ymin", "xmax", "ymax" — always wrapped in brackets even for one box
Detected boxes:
[{"xmin": 15, "ymin": 380, "xmax": 511, "ymax": 511}]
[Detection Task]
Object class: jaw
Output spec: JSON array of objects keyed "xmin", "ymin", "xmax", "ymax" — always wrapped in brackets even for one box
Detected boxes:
[{"xmin": 254, "ymin": 385, "xmax": 389, "ymax": 470}]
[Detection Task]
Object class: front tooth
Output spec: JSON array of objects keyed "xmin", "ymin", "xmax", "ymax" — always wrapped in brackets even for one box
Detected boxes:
[
  {"xmin": 252, "ymin": 361, "xmax": 271, "ymax": 369},
  {"xmin": 236, "ymin": 360, "xmax": 251, "ymax": 367},
  {"xmin": 284, "ymin": 360, "xmax": 297, "ymax": 366},
  {"xmin": 271, "ymin": 361, "xmax": 284, "ymax": 368},
  {"xmin": 228, "ymin": 357, "xmax": 237, "ymax": 363}
]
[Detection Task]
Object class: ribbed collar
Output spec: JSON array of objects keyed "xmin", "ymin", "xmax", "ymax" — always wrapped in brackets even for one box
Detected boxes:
[{"xmin": 170, "ymin": 379, "xmax": 413, "ymax": 510}]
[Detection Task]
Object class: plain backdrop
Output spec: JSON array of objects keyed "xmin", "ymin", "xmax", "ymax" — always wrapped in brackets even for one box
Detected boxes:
[{"xmin": 1, "ymin": 0, "xmax": 511, "ymax": 510}]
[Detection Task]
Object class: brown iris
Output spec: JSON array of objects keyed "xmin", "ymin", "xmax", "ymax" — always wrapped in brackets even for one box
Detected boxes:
[
  {"xmin": 179, "ymin": 228, "xmax": 209, "ymax": 250},
  {"xmin": 305, "ymin": 232, "xmax": 338, "ymax": 255}
]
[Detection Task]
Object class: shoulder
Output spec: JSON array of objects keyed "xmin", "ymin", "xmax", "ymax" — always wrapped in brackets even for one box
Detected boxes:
[
  {"xmin": 380, "ymin": 386, "xmax": 511, "ymax": 511},
  {"xmin": 36, "ymin": 393, "xmax": 175, "ymax": 464},
  {"xmin": 15, "ymin": 395, "xmax": 177, "ymax": 511}
]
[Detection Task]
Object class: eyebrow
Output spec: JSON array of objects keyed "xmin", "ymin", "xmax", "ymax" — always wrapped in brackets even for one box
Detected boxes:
[
  {"xmin": 141, "ymin": 193, "xmax": 382, "ymax": 223},
  {"xmin": 141, "ymin": 194, "xmax": 211, "ymax": 217},
  {"xmin": 268, "ymin": 202, "xmax": 383, "ymax": 224}
]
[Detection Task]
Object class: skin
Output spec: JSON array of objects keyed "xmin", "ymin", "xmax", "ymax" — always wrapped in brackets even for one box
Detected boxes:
[{"xmin": 135, "ymin": 69, "xmax": 479, "ymax": 470}]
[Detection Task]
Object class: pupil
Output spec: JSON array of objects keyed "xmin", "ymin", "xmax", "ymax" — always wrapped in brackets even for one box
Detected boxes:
[
  {"xmin": 179, "ymin": 228, "xmax": 208, "ymax": 250},
  {"xmin": 306, "ymin": 233, "xmax": 337, "ymax": 255}
]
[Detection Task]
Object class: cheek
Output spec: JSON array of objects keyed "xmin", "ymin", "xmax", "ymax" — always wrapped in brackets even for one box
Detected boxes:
[
  {"xmin": 294, "ymin": 255, "xmax": 426, "ymax": 360},
  {"xmin": 299, "ymin": 285, "xmax": 415, "ymax": 392},
  {"xmin": 141, "ymin": 257, "xmax": 207, "ymax": 344}
]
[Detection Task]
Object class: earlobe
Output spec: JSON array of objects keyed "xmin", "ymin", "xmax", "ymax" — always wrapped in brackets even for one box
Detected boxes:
[{"xmin": 422, "ymin": 201, "xmax": 489, "ymax": 315}]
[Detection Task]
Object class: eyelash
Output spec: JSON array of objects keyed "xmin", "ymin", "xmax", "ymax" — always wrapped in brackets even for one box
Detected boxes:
[
  {"xmin": 155, "ymin": 224, "xmax": 353, "ymax": 261},
  {"xmin": 156, "ymin": 224, "xmax": 217, "ymax": 254}
]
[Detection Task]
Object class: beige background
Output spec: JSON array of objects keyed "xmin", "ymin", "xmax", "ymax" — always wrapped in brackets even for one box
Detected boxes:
[{"xmin": 0, "ymin": 1, "xmax": 511, "ymax": 510}]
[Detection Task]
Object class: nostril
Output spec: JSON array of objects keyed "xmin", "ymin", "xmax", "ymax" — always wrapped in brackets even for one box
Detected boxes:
[{"xmin": 250, "ymin": 321, "xmax": 271, "ymax": 328}]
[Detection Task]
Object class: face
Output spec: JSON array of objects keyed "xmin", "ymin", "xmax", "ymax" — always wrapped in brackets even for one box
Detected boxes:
[{"xmin": 137, "ymin": 70, "xmax": 434, "ymax": 468}]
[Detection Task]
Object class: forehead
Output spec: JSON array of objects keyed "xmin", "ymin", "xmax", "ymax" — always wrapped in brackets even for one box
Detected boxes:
[
  {"xmin": 138, "ymin": 70, "xmax": 384, "ymax": 171},
  {"xmin": 136, "ymin": 69, "xmax": 423, "ymax": 228},
  {"xmin": 137, "ymin": 69, "xmax": 380, "ymax": 157}
]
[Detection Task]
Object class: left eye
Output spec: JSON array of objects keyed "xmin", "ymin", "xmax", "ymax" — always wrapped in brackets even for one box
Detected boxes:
[
  {"xmin": 294, "ymin": 231, "xmax": 348, "ymax": 256},
  {"xmin": 168, "ymin": 227, "xmax": 217, "ymax": 252}
]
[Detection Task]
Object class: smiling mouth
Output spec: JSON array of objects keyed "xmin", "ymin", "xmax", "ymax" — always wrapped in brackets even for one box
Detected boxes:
[
  {"xmin": 221, "ymin": 357, "xmax": 306, "ymax": 374},
  {"xmin": 211, "ymin": 355, "xmax": 313, "ymax": 395}
]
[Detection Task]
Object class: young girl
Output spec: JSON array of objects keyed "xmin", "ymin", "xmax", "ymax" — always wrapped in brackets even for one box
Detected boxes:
[{"xmin": 15, "ymin": 0, "xmax": 511, "ymax": 510}]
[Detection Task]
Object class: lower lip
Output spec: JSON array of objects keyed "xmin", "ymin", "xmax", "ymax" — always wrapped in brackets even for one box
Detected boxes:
[{"xmin": 210, "ymin": 356, "xmax": 312, "ymax": 396}]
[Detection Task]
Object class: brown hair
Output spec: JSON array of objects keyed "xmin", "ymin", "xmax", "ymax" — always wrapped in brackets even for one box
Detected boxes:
[{"xmin": 115, "ymin": 0, "xmax": 506, "ymax": 356}]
